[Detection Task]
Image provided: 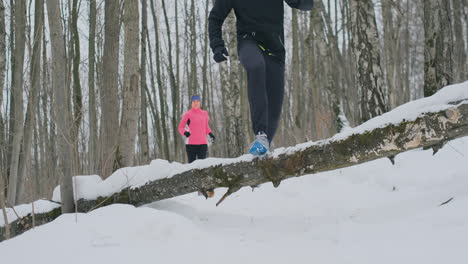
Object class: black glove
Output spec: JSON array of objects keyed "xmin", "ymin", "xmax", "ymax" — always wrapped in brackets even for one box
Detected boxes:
[
  {"xmin": 184, "ymin": 131, "xmax": 191, "ymax": 137},
  {"xmin": 213, "ymin": 47, "xmax": 229, "ymax": 63},
  {"xmin": 209, "ymin": 133, "xmax": 215, "ymax": 141}
]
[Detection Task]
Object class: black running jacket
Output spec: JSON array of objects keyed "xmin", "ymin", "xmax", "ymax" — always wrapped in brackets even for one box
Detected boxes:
[{"xmin": 208, "ymin": 0, "xmax": 314, "ymax": 61}]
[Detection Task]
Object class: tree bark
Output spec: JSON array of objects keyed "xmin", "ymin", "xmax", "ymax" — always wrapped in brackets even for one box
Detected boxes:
[
  {"xmin": 17, "ymin": 0, "xmax": 43, "ymax": 203},
  {"xmin": 423, "ymin": 0, "xmax": 453, "ymax": 97},
  {"xmin": 0, "ymin": 0, "xmax": 6, "ymax": 185},
  {"xmin": 189, "ymin": 0, "xmax": 198, "ymax": 96},
  {"xmin": 223, "ymin": 12, "xmax": 244, "ymax": 157},
  {"xmin": 88, "ymin": 0, "xmax": 98, "ymax": 174},
  {"xmin": 0, "ymin": 175, "xmax": 10, "ymax": 240},
  {"xmin": 100, "ymin": 0, "xmax": 120, "ymax": 178},
  {"xmin": 149, "ymin": 0, "xmax": 170, "ymax": 160},
  {"xmin": 117, "ymin": 0, "xmax": 140, "ymax": 168},
  {"xmin": 46, "ymin": 0, "xmax": 74, "ymax": 213},
  {"xmin": 145, "ymin": 31, "xmax": 164, "ymax": 159},
  {"xmin": 0, "ymin": 0, "xmax": 5, "ymax": 108},
  {"xmin": 382, "ymin": 0, "xmax": 398, "ymax": 109},
  {"xmin": 70, "ymin": 0, "xmax": 82, "ymax": 175},
  {"xmin": 452, "ymin": 0, "xmax": 467, "ymax": 83},
  {"xmin": 350, "ymin": 0, "xmax": 388, "ymax": 123},
  {"xmin": 8, "ymin": 0, "xmax": 26, "ymax": 205},
  {"xmin": 140, "ymin": 0, "xmax": 150, "ymax": 164},
  {"xmin": 160, "ymin": 0, "xmax": 180, "ymax": 161}
]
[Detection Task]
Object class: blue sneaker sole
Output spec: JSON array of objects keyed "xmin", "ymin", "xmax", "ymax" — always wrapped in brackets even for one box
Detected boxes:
[{"xmin": 249, "ymin": 141, "xmax": 268, "ymax": 156}]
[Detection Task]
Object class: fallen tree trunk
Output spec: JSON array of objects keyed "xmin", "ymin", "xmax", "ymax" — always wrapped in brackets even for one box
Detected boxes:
[
  {"xmin": 0, "ymin": 206, "xmax": 61, "ymax": 242},
  {"xmin": 77, "ymin": 102, "xmax": 468, "ymax": 211},
  {"xmin": 2, "ymin": 101, "xmax": 468, "ymax": 241}
]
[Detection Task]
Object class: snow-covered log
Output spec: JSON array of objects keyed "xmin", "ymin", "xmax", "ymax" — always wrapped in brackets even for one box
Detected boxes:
[
  {"xmin": 77, "ymin": 101, "xmax": 468, "ymax": 211},
  {"xmin": 0, "ymin": 200, "xmax": 61, "ymax": 242}
]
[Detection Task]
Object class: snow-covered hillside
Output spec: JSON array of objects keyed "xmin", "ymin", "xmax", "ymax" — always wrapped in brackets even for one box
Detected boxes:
[{"xmin": 1, "ymin": 135, "xmax": 467, "ymax": 264}]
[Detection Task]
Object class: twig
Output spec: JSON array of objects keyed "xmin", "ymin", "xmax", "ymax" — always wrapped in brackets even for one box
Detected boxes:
[
  {"xmin": 216, "ymin": 186, "xmax": 241, "ymax": 207},
  {"xmin": 439, "ymin": 197, "xmax": 454, "ymax": 207}
]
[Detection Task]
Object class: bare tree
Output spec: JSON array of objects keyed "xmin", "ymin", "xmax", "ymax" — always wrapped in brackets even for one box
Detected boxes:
[
  {"xmin": 17, "ymin": 0, "xmax": 44, "ymax": 203},
  {"xmin": 117, "ymin": 0, "xmax": 140, "ymax": 168},
  {"xmin": 423, "ymin": 0, "xmax": 454, "ymax": 97},
  {"xmin": 0, "ymin": 0, "xmax": 5, "ymax": 106},
  {"xmin": 219, "ymin": 12, "xmax": 245, "ymax": 157},
  {"xmin": 149, "ymin": 0, "xmax": 170, "ymax": 159},
  {"xmin": 452, "ymin": 0, "xmax": 467, "ymax": 83},
  {"xmin": 71, "ymin": 0, "xmax": 83, "ymax": 173},
  {"xmin": 160, "ymin": 0, "xmax": 180, "ymax": 161},
  {"xmin": 0, "ymin": 0, "xmax": 7, "ymax": 237},
  {"xmin": 46, "ymin": 0, "xmax": 74, "ymax": 213},
  {"xmin": 140, "ymin": 0, "xmax": 150, "ymax": 164},
  {"xmin": 100, "ymin": 0, "xmax": 120, "ymax": 178},
  {"xmin": 7, "ymin": 0, "xmax": 26, "ymax": 205},
  {"xmin": 0, "ymin": 0, "xmax": 6, "ymax": 183},
  {"xmin": 88, "ymin": 0, "xmax": 98, "ymax": 173},
  {"xmin": 0, "ymin": 174, "xmax": 9, "ymax": 240},
  {"xmin": 382, "ymin": 0, "xmax": 399, "ymax": 109},
  {"xmin": 350, "ymin": 0, "xmax": 387, "ymax": 122}
]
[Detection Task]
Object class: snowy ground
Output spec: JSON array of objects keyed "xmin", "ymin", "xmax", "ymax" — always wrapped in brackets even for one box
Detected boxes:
[{"xmin": 1, "ymin": 135, "xmax": 467, "ymax": 264}]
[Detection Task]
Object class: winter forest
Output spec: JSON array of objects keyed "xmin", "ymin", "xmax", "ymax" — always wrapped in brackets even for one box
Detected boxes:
[{"xmin": 0, "ymin": 0, "xmax": 467, "ymax": 220}]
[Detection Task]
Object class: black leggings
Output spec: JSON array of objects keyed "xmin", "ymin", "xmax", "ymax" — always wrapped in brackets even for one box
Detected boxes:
[
  {"xmin": 186, "ymin": 144, "xmax": 208, "ymax": 163},
  {"xmin": 239, "ymin": 40, "xmax": 285, "ymax": 143}
]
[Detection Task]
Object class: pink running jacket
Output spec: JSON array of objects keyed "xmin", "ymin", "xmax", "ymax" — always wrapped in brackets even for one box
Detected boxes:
[{"xmin": 178, "ymin": 108, "xmax": 212, "ymax": 145}]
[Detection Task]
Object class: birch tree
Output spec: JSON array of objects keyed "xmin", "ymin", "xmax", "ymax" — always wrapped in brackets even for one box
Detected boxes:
[
  {"xmin": 350, "ymin": 0, "xmax": 388, "ymax": 122},
  {"xmin": 221, "ymin": 12, "xmax": 244, "ymax": 157},
  {"xmin": 423, "ymin": 0, "xmax": 454, "ymax": 97}
]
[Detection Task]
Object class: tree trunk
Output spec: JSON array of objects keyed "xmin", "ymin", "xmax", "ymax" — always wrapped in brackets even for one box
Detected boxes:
[
  {"xmin": 382, "ymin": 0, "xmax": 398, "ymax": 109},
  {"xmin": 452, "ymin": 0, "xmax": 467, "ymax": 83},
  {"xmin": 117, "ymin": 0, "xmax": 140, "ymax": 168},
  {"xmin": 423, "ymin": 0, "xmax": 453, "ymax": 97},
  {"xmin": 350, "ymin": 0, "xmax": 388, "ymax": 123},
  {"xmin": 8, "ymin": 0, "xmax": 26, "ymax": 205},
  {"xmin": 100, "ymin": 0, "xmax": 120, "ymax": 178},
  {"xmin": 149, "ymin": 0, "xmax": 170, "ymax": 160},
  {"xmin": 189, "ymin": 0, "xmax": 198, "ymax": 96},
  {"xmin": 146, "ymin": 32, "xmax": 164, "ymax": 159},
  {"xmin": 0, "ymin": 174, "xmax": 9, "ymax": 240},
  {"xmin": 71, "ymin": 0, "xmax": 82, "ymax": 174},
  {"xmin": 0, "ymin": 0, "xmax": 5, "ymax": 107},
  {"xmin": 291, "ymin": 9, "xmax": 303, "ymax": 138},
  {"xmin": 88, "ymin": 0, "xmax": 98, "ymax": 174},
  {"xmin": 17, "ymin": 0, "xmax": 43, "ymax": 203},
  {"xmin": 140, "ymin": 0, "xmax": 150, "ymax": 164},
  {"xmin": 160, "ymin": 0, "xmax": 180, "ymax": 161},
  {"xmin": 0, "ymin": 0, "xmax": 6, "ymax": 185},
  {"xmin": 225, "ymin": 12, "xmax": 245, "ymax": 157},
  {"xmin": 46, "ymin": 0, "xmax": 74, "ymax": 213},
  {"xmin": 201, "ymin": 0, "xmax": 209, "ymax": 109}
]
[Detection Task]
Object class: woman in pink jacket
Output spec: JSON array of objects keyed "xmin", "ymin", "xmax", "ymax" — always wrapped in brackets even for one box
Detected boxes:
[{"xmin": 178, "ymin": 95, "xmax": 215, "ymax": 164}]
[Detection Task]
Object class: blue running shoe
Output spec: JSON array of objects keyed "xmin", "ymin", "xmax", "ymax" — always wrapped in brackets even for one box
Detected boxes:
[{"xmin": 249, "ymin": 132, "xmax": 269, "ymax": 156}]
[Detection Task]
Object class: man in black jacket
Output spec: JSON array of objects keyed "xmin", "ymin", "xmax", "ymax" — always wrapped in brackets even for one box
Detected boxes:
[{"xmin": 208, "ymin": 0, "xmax": 314, "ymax": 156}]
